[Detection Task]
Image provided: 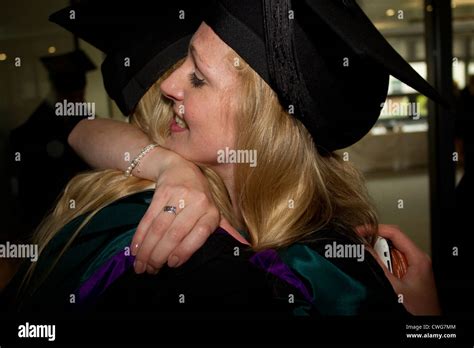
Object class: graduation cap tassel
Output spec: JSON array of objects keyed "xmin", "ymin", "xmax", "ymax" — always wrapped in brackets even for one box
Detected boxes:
[{"xmin": 262, "ymin": 0, "xmax": 309, "ymax": 117}]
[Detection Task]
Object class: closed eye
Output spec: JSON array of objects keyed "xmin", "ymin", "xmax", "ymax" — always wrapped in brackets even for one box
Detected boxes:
[{"xmin": 189, "ymin": 72, "xmax": 205, "ymax": 88}]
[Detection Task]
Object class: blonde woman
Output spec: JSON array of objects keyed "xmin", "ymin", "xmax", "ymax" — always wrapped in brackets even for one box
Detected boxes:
[{"xmin": 2, "ymin": 0, "xmax": 441, "ymax": 315}]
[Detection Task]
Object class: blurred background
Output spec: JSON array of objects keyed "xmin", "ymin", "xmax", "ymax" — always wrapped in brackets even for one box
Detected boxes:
[{"xmin": 0, "ymin": 1, "xmax": 470, "ymax": 256}]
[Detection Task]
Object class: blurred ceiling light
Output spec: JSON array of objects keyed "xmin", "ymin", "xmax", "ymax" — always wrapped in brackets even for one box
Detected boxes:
[
  {"xmin": 453, "ymin": 0, "xmax": 474, "ymax": 5},
  {"xmin": 48, "ymin": 46, "xmax": 56, "ymax": 54},
  {"xmin": 0, "ymin": 53, "xmax": 7, "ymax": 61},
  {"xmin": 386, "ymin": 8, "xmax": 396, "ymax": 17}
]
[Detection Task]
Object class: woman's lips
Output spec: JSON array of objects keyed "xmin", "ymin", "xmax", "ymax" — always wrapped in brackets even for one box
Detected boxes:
[{"xmin": 170, "ymin": 115, "xmax": 188, "ymax": 133}]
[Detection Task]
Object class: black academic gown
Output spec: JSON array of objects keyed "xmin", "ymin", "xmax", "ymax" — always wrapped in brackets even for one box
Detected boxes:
[{"xmin": 2, "ymin": 191, "xmax": 408, "ymax": 319}]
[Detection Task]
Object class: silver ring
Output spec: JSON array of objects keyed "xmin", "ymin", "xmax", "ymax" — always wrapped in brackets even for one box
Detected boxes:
[{"xmin": 163, "ymin": 205, "xmax": 177, "ymax": 215}]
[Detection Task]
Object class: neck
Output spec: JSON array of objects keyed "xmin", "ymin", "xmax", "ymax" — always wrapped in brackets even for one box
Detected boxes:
[{"xmin": 210, "ymin": 163, "xmax": 244, "ymax": 231}]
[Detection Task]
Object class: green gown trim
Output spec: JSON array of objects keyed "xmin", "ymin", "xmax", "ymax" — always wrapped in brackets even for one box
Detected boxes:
[{"xmin": 279, "ymin": 244, "xmax": 367, "ymax": 315}]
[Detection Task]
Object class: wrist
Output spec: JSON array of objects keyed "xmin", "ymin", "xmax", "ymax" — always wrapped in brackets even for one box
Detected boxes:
[
  {"xmin": 124, "ymin": 144, "xmax": 167, "ymax": 181},
  {"xmin": 155, "ymin": 148, "xmax": 202, "ymax": 182},
  {"xmin": 125, "ymin": 144, "xmax": 158, "ymax": 177},
  {"xmin": 147, "ymin": 146, "xmax": 180, "ymax": 181}
]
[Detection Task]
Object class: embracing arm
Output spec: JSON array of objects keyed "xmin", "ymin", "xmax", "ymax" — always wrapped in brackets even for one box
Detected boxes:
[
  {"xmin": 69, "ymin": 118, "xmax": 169, "ymax": 179},
  {"xmin": 68, "ymin": 118, "xmax": 223, "ymax": 273}
]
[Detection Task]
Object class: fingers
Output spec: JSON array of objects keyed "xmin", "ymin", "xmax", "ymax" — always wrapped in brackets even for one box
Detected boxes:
[
  {"xmin": 131, "ymin": 189, "xmax": 171, "ymax": 256},
  {"xmin": 166, "ymin": 210, "xmax": 219, "ymax": 267},
  {"xmin": 146, "ymin": 201, "xmax": 209, "ymax": 269},
  {"xmin": 376, "ymin": 224, "xmax": 424, "ymax": 263},
  {"xmin": 133, "ymin": 207, "xmax": 176, "ymax": 273}
]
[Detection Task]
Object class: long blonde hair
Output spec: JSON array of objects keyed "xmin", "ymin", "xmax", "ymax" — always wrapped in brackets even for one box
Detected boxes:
[
  {"xmin": 20, "ymin": 51, "xmax": 378, "ymax": 296},
  {"xmin": 231, "ymin": 54, "xmax": 378, "ymax": 250}
]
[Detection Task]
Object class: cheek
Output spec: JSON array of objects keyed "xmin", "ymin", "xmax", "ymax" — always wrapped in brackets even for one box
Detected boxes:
[
  {"xmin": 191, "ymin": 112, "xmax": 230, "ymax": 150},
  {"xmin": 187, "ymin": 100, "xmax": 237, "ymax": 159},
  {"xmin": 185, "ymin": 96, "xmax": 226, "ymax": 136},
  {"xmin": 197, "ymin": 104, "xmax": 236, "ymax": 147}
]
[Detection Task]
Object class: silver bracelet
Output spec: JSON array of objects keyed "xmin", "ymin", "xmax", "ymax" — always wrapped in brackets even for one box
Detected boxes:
[{"xmin": 124, "ymin": 144, "xmax": 158, "ymax": 177}]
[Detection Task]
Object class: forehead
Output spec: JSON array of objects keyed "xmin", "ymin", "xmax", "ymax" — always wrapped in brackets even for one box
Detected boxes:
[
  {"xmin": 191, "ymin": 22, "xmax": 225, "ymax": 48},
  {"xmin": 190, "ymin": 22, "xmax": 233, "ymax": 69}
]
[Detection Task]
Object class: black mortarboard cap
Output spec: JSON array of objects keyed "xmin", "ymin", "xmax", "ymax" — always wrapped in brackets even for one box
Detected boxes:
[
  {"xmin": 40, "ymin": 49, "xmax": 96, "ymax": 91},
  {"xmin": 49, "ymin": 0, "xmax": 204, "ymax": 116},
  {"xmin": 204, "ymin": 0, "xmax": 449, "ymax": 152}
]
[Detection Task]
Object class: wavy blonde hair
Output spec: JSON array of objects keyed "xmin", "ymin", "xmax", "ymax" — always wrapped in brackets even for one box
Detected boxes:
[
  {"xmin": 19, "ymin": 51, "xmax": 378, "ymax": 297},
  {"xmin": 231, "ymin": 54, "xmax": 378, "ymax": 250}
]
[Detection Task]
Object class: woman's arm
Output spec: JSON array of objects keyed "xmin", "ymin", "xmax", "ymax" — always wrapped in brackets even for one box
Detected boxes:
[
  {"xmin": 69, "ymin": 119, "xmax": 169, "ymax": 178},
  {"xmin": 68, "ymin": 119, "xmax": 221, "ymax": 273}
]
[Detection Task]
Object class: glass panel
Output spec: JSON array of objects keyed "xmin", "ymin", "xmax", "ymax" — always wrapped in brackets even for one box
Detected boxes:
[
  {"xmin": 353, "ymin": 0, "xmax": 431, "ymax": 253},
  {"xmin": 414, "ymin": 37, "xmax": 426, "ymax": 61}
]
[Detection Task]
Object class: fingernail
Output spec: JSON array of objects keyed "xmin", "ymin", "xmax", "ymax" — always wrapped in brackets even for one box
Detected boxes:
[
  {"xmin": 146, "ymin": 265, "xmax": 155, "ymax": 274},
  {"xmin": 168, "ymin": 255, "xmax": 180, "ymax": 268},
  {"xmin": 131, "ymin": 243, "xmax": 140, "ymax": 256},
  {"xmin": 134, "ymin": 260, "xmax": 145, "ymax": 274}
]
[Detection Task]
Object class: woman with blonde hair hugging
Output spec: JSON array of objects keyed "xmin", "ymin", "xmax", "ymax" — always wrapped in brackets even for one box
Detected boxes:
[{"xmin": 2, "ymin": 0, "xmax": 441, "ymax": 315}]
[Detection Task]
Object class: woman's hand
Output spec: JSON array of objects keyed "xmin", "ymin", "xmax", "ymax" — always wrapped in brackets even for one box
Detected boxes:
[
  {"xmin": 131, "ymin": 151, "xmax": 221, "ymax": 273},
  {"xmin": 68, "ymin": 119, "xmax": 221, "ymax": 273},
  {"xmin": 360, "ymin": 224, "xmax": 441, "ymax": 315}
]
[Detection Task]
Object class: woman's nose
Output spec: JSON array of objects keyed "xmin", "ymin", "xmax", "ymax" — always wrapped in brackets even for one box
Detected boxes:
[{"xmin": 160, "ymin": 69, "xmax": 185, "ymax": 102}]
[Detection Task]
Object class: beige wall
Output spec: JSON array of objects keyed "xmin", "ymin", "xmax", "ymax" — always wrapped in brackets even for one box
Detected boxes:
[{"xmin": 366, "ymin": 169, "xmax": 431, "ymax": 254}]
